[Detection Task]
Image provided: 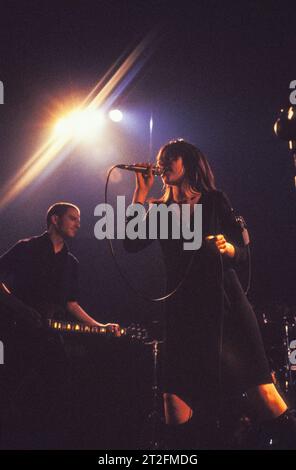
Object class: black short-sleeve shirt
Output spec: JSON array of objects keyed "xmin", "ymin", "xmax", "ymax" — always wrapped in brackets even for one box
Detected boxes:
[{"xmin": 0, "ymin": 232, "xmax": 79, "ymax": 314}]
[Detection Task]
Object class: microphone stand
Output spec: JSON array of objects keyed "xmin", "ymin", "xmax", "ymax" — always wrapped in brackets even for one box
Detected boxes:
[
  {"xmin": 274, "ymin": 106, "xmax": 296, "ymax": 191},
  {"xmin": 140, "ymin": 328, "xmax": 164, "ymax": 450}
]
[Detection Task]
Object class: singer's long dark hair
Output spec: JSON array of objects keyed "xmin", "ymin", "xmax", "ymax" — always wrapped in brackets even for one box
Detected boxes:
[{"xmin": 154, "ymin": 139, "xmax": 216, "ymax": 203}]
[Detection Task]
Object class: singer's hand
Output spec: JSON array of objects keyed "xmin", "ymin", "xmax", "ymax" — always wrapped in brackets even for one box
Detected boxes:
[
  {"xmin": 133, "ymin": 163, "xmax": 155, "ymax": 203},
  {"xmin": 205, "ymin": 234, "xmax": 235, "ymax": 258}
]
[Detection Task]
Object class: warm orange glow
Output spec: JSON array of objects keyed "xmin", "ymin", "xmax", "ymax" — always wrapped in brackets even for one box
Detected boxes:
[
  {"xmin": 288, "ymin": 106, "xmax": 294, "ymax": 120},
  {"xmin": 0, "ymin": 33, "xmax": 154, "ymax": 210},
  {"xmin": 54, "ymin": 109, "xmax": 105, "ymax": 140},
  {"xmin": 0, "ymin": 282, "xmax": 11, "ymax": 294},
  {"xmin": 0, "ymin": 135, "xmax": 70, "ymax": 210}
]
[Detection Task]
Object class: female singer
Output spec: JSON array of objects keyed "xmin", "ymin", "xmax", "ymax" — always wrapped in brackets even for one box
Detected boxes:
[{"xmin": 125, "ymin": 139, "xmax": 295, "ymax": 449}]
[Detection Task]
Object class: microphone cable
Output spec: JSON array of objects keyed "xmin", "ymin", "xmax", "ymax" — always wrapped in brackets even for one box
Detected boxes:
[
  {"xmin": 215, "ymin": 213, "xmax": 252, "ymax": 432},
  {"xmin": 104, "ymin": 165, "xmax": 199, "ymax": 303}
]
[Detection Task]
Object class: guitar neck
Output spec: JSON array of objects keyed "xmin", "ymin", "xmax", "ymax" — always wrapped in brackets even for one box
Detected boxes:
[{"xmin": 47, "ymin": 319, "xmax": 126, "ymax": 337}]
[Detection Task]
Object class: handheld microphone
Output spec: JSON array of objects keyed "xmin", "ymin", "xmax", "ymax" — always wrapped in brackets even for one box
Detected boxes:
[
  {"xmin": 235, "ymin": 215, "xmax": 250, "ymax": 246},
  {"xmin": 116, "ymin": 164, "xmax": 163, "ymax": 176}
]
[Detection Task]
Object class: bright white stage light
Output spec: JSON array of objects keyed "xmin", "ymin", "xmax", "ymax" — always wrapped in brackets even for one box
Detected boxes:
[
  {"xmin": 109, "ymin": 109, "xmax": 123, "ymax": 122},
  {"xmin": 54, "ymin": 109, "xmax": 105, "ymax": 141},
  {"xmin": 54, "ymin": 116, "xmax": 72, "ymax": 139}
]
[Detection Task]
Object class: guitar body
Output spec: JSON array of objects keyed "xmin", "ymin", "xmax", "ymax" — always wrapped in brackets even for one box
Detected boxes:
[{"xmin": 0, "ymin": 282, "xmax": 149, "ymax": 449}]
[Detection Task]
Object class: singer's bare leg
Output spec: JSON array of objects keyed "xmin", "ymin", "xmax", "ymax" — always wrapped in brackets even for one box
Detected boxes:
[
  {"xmin": 246, "ymin": 383, "xmax": 287, "ymax": 421},
  {"xmin": 164, "ymin": 383, "xmax": 286, "ymax": 425},
  {"xmin": 163, "ymin": 393, "xmax": 193, "ymax": 425}
]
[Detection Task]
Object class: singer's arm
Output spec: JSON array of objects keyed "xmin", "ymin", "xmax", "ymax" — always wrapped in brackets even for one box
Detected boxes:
[
  {"xmin": 132, "ymin": 163, "xmax": 155, "ymax": 204},
  {"xmin": 205, "ymin": 192, "xmax": 247, "ymax": 265},
  {"xmin": 218, "ymin": 191, "xmax": 248, "ymax": 266},
  {"xmin": 132, "ymin": 189, "xmax": 149, "ymax": 205},
  {"xmin": 124, "ymin": 164, "xmax": 155, "ymax": 253}
]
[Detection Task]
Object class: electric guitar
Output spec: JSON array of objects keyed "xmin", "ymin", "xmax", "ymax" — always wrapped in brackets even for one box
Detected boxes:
[
  {"xmin": 0, "ymin": 282, "xmax": 148, "ymax": 343},
  {"xmin": 47, "ymin": 319, "xmax": 148, "ymax": 343}
]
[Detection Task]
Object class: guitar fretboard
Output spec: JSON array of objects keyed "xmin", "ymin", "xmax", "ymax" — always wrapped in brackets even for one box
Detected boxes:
[{"xmin": 47, "ymin": 319, "xmax": 126, "ymax": 336}]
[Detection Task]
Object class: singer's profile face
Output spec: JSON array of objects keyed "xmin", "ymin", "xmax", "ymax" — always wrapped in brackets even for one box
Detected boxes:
[{"xmin": 158, "ymin": 155, "xmax": 184, "ymax": 186}]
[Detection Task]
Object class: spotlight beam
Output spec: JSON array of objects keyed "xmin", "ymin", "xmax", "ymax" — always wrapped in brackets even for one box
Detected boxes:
[{"xmin": 0, "ymin": 31, "xmax": 157, "ymax": 211}]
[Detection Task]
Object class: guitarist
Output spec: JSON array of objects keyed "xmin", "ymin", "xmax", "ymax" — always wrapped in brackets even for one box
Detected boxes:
[
  {"xmin": 0, "ymin": 202, "xmax": 119, "ymax": 448},
  {"xmin": 0, "ymin": 202, "xmax": 119, "ymax": 332}
]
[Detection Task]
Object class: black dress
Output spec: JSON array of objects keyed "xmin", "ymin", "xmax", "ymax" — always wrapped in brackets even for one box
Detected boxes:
[{"xmin": 125, "ymin": 190, "xmax": 272, "ymax": 408}]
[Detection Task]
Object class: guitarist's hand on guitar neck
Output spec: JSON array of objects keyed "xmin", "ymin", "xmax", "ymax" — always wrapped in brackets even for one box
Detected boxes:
[
  {"xmin": 47, "ymin": 319, "xmax": 148, "ymax": 342},
  {"xmin": 67, "ymin": 301, "xmax": 121, "ymax": 335},
  {"xmin": 92, "ymin": 321, "xmax": 121, "ymax": 337}
]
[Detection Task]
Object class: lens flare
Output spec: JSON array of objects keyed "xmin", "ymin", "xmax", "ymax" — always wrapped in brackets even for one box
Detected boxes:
[
  {"xmin": 54, "ymin": 109, "xmax": 105, "ymax": 140},
  {"xmin": 109, "ymin": 109, "xmax": 123, "ymax": 122},
  {"xmin": 0, "ymin": 31, "xmax": 157, "ymax": 211}
]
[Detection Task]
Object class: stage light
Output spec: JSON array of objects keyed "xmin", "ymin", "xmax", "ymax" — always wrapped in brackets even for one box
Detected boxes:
[
  {"xmin": 54, "ymin": 109, "xmax": 105, "ymax": 141},
  {"xmin": 109, "ymin": 109, "xmax": 123, "ymax": 122},
  {"xmin": 0, "ymin": 33, "xmax": 154, "ymax": 210},
  {"xmin": 54, "ymin": 116, "xmax": 72, "ymax": 139}
]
